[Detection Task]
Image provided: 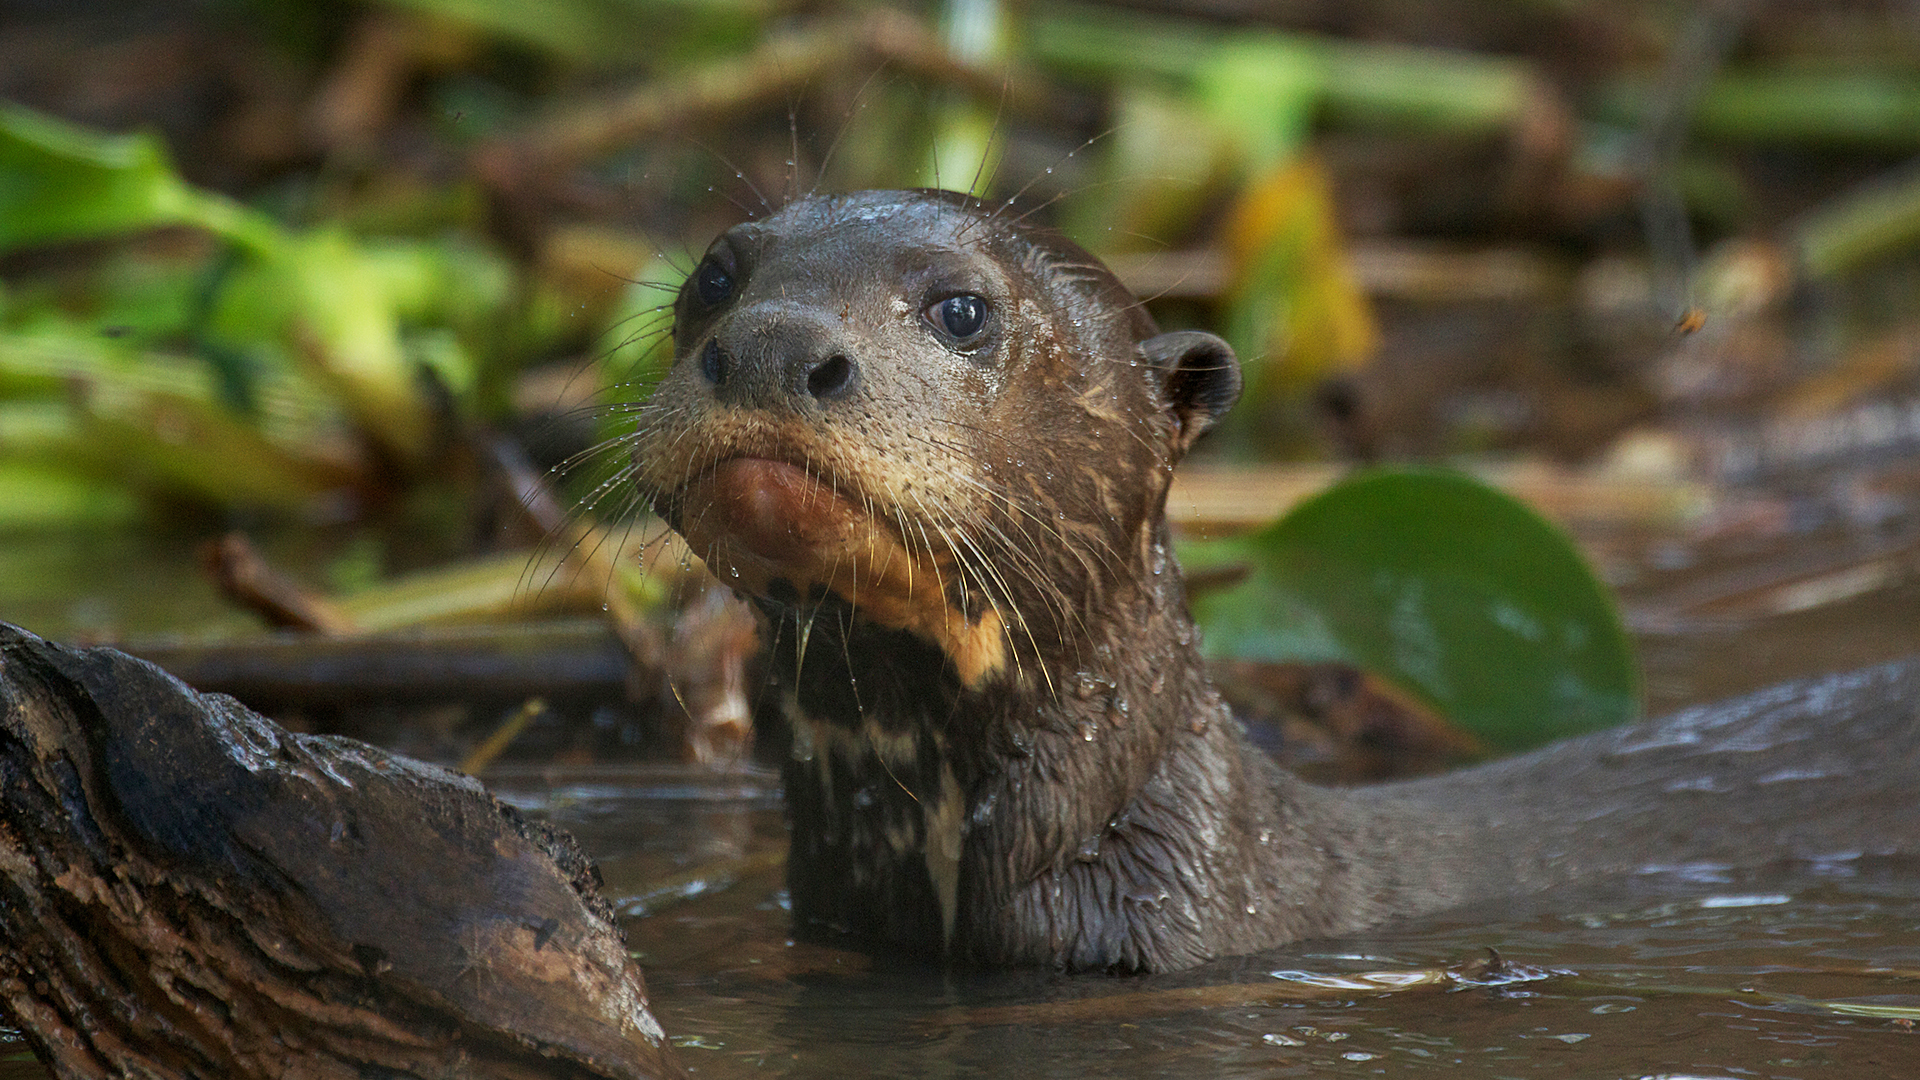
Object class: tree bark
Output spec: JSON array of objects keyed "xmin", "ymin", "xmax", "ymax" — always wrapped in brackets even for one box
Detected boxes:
[{"xmin": 0, "ymin": 622, "xmax": 684, "ymax": 1080}]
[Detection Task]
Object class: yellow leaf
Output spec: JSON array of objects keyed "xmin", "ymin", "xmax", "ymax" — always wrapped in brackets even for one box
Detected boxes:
[{"xmin": 1220, "ymin": 156, "xmax": 1377, "ymax": 401}]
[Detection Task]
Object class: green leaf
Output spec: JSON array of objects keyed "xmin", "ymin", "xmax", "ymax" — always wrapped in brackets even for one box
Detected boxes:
[
  {"xmin": 211, "ymin": 228, "xmax": 434, "ymax": 463},
  {"xmin": 382, "ymin": 0, "xmax": 763, "ymax": 65},
  {"xmin": 0, "ymin": 102, "xmax": 280, "ymax": 256},
  {"xmin": 1192, "ymin": 35, "xmax": 1323, "ymax": 170},
  {"xmin": 1188, "ymin": 468, "xmax": 1639, "ymax": 750},
  {"xmin": 1058, "ymin": 85, "xmax": 1218, "ymax": 257},
  {"xmin": 0, "ymin": 462, "xmax": 141, "ymax": 529},
  {"xmin": 0, "ymin": 331, "xmax": 358, "ymax": 510}
]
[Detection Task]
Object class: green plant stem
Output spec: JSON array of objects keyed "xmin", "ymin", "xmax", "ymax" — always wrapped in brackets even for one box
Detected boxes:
[
  {"xmin": 1030, "ymin": 3, "xmax": 1537, "ymax": 137},
  {"xmin": 1599, "ymin": 70, "xmax": 1920, "ymax": 148},
  {"xmin": 1792, "ymin": 159, "xmax": 1920, "ymax": 278}
]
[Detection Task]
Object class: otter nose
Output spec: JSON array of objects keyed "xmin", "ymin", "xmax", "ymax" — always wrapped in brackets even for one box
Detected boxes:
[{"xmin": 699, "ymin": 305, "xmax": 860, "ymax": 408}]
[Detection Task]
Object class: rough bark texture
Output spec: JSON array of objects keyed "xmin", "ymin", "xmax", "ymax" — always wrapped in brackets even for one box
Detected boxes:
[{"xmin": 0, "ymin": 622, "xmax": 684, "ymax": 1080}]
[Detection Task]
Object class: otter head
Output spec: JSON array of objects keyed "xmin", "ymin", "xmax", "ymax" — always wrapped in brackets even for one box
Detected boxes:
[{"xmin": 634, "ymin": 190, "xmax": 1239, "ymax": 689}]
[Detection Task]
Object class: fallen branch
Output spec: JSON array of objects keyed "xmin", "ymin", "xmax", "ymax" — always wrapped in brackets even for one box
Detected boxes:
[
  {"xmin": 476, "ymin": 9, "xmax": 1048, "ymax": 194},
  {"xmin": 124, "ymin": 619, "xmax": 631, "ymax": 707},
  {"xmin": 0, "ymin": 622, "xmax": 684, "ymax": 1079}
]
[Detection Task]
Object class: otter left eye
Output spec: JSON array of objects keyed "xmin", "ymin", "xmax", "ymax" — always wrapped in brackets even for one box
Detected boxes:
[
  {"xmin": 926, "ymin": 294, "xmax": 989, "ymax": 341},
  {"xmin": 693, "ymin": 258, "xmax": 734, "ymax": 306}
]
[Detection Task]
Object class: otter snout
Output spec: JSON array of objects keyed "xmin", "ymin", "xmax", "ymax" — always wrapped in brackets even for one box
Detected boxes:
[{"xmin": 697, "ymin": 302, "xmax": 861, "ymax": 409}]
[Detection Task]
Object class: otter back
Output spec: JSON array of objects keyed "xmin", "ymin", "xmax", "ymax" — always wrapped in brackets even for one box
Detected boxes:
[{"xmin": 633, "ymin": 189, "xmax": 1920, "ymax": 973}]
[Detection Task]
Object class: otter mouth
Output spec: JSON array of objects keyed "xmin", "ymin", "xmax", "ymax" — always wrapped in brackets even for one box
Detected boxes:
[
  {"xmin": 678, "ymin": 456, "xmax": 868, "ymax": 580},
  {"xmin": 670, "ymin": 454, "xmax": 1010, "ymax": 688}
]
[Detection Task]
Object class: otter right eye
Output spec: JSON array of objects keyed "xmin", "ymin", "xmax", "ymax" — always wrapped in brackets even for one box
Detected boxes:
[
  {"xmin": 927, "ymin": 293, "xmax": 989, "ymax": 342},
  {"xmin": 693, "ymin": 258, "xmax": 734, "ymax": 306}
]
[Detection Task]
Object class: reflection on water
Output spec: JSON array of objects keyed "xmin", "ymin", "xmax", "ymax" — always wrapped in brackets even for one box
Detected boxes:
[
  {"xmin": 5, "ymin": 750, "xmax": 1920, "ymax": 1077},
  {"xmin": 475, "ymin": 767, "xmax": 1920, "ymax": 1079},
  {"xmin": 6, "ymin": 524, "xmax": 1920, "ymax": 1077}
]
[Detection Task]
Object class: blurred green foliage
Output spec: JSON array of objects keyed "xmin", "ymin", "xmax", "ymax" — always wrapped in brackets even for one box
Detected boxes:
[
  {"xmin": 383, "ymin": 0, "xmax": 767, "ymax": 66},
  {"xmin": 13, "ymin": 0, "xmax": 1918, "ymax": 739},
  {"xmin": 0, "ymin": 102, "xmax": 514, "ymax": 523}
]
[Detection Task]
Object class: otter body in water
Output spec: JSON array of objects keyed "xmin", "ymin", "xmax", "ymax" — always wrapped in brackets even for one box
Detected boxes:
[{"xmin": 634, "ymin": 189, "xmax": 1920, "ymax": 973}]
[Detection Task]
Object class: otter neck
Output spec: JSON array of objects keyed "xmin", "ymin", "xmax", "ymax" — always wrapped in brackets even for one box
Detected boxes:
[{"xmin": 763, "ymin": 517, "xmax": 1222, "ymax": 962}]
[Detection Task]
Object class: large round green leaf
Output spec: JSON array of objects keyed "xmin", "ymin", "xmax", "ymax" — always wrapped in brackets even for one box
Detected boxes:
[{"xmin": 1187, "ymin": 467, "xmax": 1639, "ymax": 750}]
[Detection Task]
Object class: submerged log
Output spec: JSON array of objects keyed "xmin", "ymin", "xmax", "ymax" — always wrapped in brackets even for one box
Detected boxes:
[{"xmin": 0, "ymin": 622, "xmax": 684, "ymax": 1080}]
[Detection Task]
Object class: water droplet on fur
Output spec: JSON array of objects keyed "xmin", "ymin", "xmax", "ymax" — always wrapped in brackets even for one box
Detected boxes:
[
  {"xmin": 1073, "ymin": 672, "xmax": 1100, "ymax": 699},
  {"xmin": 1079, "ymin": 720, "xmax": 1098, "ymax": 742},
  {"xmin": 730, "ymin": 566, "xmax": 740, "ymax": 578},
  {"xmin": 1075, "ymin": 835, "xmax": 1100, "ymax": 862}
]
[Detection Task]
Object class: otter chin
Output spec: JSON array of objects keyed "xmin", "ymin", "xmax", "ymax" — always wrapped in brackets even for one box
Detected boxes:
[
  {"xmin": 633, "ymin": 189, "xmax": 1920, "ymax": 974},
  {"xmin": 677, "ymin": 451, "xmax": 1012, "ymax": 686},
  {"xmin": 679, "ymin": 456, "xmax": 864, "ymax": 578}
]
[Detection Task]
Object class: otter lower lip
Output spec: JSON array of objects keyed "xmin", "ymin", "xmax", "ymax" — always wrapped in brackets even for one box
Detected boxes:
[{"xmin": 686, "ymin": 457, "xmax": 859, "ymax": 565}]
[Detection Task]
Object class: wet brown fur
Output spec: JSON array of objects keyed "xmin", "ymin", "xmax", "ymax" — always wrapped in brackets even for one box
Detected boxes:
[{"xmin": 632, "ymin": 190, "xmax": 1920, "ymax": 973}]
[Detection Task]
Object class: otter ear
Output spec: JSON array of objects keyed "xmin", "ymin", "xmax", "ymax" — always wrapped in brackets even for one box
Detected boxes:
[{"xmin": 1142, "ymin": 330, "xmax": 1241, "ymax": 452}]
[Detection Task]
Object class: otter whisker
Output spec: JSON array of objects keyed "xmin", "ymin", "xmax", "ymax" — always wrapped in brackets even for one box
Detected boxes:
[
  {"xmin": 900, "ymin": 499, "xmax": 954, "ymax": 623},
  {"xmin": 684, "ymin": 135, "xmax": 775, "ymax": 218},
  {"xmin": 632, "ymin": 524, "xmax": 684, "ymax": 582},
  {"xmin": 914, "ymin": 496, "xmax": 1035, "ymax": 689},
  {"xmin": 543, "ymin": 477, "xmax": 652, "ymax": 600},
  {"xmin": 811, "ymin": 67, "xmax": 894, "ymax": 202},
  {"xmin": 522, "ymin": 447, "xmax": 641, "ymax": 590},
  {"xmin": 895, "ymin": 424, "xmax": 1103, "ymax": 548},
  {"xmin": 960, "ymin": 507, "xmax": 1085, "ymax": 635},
  {"xmin": 551, "ymin": 427, "xmax": 657, "ymax": 485},
  {"xmin": 979, "ymin": 126, "xmax": 1118, "ymax": 234},
  {"xmin": 918, "ymin": 478, "xmax": 1083, "ymax": 634},
  {"xmin": 919, "ymin": 496, "xmax": 1051, "ymax": 695},
  {"xmin": 894, "ymin": 427, "xmax": 1123, "ymax": 601}
]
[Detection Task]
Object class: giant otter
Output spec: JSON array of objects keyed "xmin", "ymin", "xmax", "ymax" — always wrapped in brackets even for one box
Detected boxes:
[{"xmin": 633, "ymin": 188, "xmax": 1920, "ymax": 973}]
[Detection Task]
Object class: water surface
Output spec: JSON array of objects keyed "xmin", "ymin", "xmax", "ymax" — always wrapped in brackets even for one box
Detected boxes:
[
  {"xmin": 517, "ymin": 767, "xmax": 1920, "ymax": 1080},
  {"xmin": 6, "ymin": 523, "xmax": 1920, "ymax": 1077}
]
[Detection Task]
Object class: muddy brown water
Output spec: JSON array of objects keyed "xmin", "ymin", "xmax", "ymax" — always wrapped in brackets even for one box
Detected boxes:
[
  {"xmin": 6, "ymin": 526, "xmax": 1920, "ymax": 1077},
  {"xmin": 503, "ymin": 770, "xmax": 1920, "ymax": 1080}
]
